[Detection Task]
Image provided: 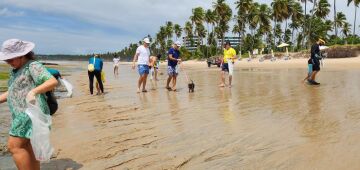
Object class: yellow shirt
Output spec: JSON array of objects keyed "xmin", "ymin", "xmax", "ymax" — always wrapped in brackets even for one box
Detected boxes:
[{"xmin": 223, "ymin": 47, "xmax": 236, "ymax": 63}]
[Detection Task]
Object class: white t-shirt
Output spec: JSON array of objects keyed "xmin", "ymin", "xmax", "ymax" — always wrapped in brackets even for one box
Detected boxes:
[
  {"xmin": 113, "ymin": 58, "xmax": 120, "ymax": 66},
  {"xmin": 136, "ymin": 45, "xmax": 150, "ymax": 65}
]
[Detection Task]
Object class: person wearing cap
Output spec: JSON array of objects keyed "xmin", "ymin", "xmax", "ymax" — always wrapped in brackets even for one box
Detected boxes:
[
  {"xmin": 88, "ymin": 54, "xmax": 104, "ymax": 95},
  {"xmin": 132, "ymin": 38, "xmax": 151, "ymax": 93},
  {"xmin": 219, "ymin": 41, "xmax": 237, "ymax": 88},
  {"xmin": 166, "ymin": 41, "xmax": 182, "ymax": 91},
  {"xmin": 307, "ymin": 38, "xmax": 325, "ymax": 85},
  {"xmin": 0, "ymin": 39, "xmax": 58, "ymax": 169}
]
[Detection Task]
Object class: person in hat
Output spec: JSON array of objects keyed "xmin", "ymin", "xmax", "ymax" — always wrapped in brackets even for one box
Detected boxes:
[
  {"xmin": 166, "ymin": 41, "xmax": 182, "ymax": 91},
  {"xmin": 0, "ymin": 39, "xmax": 58, "ymax": 169},
  {"xmin": 307, "ymin": 38, "xmax": 325, "ymax": 85},
  {"xmin": 132, "ymin": 38, "xmax": 151, "ymax": 93},
  {"xmin": 219, "ymin": 41, "xmax": 237, "ymax": 88}
]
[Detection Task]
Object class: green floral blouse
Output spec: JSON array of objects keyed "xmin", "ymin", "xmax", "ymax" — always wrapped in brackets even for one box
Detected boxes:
[{"xmin": 7, "ymin": 60, "xmax": 53, "ymax": 138}]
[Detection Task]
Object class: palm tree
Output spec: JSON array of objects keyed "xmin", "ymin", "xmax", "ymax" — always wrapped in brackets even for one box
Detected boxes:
[
  {"xmin": 190, "ymin": 7, "xmax": 205, "ymax": 47},
  {"xmin": 190, "ymin": 7, "xmax": 205, "ymax": 25},
  {"xmin": 184, "ymin": 21, "xmax": 193, "ymax": 47},
  {"xmin": 213, "ymin": 0, "xmax": 232, "ymax": 48},
  {"xmin": 174, "ymin": 24, "xmax": 182, "ymax": 41},
  {"xmin": 165, "ymin": 21, "xmax": 174, "ymax": 41},
  {"xmin": 347, "ymin": 0, "xmax": 360, "ymax": 36},
  {"xmin": 271, "ymin": 0, "xmax": 289, "ymax": 46},
  {"xmin": 195, "ymin": 23, "xmax": 207, "ymax": 46},
  {"xmin": 298, "ymin": 0, "xmax": 314, "ymax": 49},
  {"xmin": 342, "ymin": 22, "xmax": 352, "ymax": 37},
  {"xmin": 312, "ymin": 0, "xmax": 330, "ymax": 19},
  {"xmin": 334, "ymin": 12, "xmax": 347, "ymax": 36}
]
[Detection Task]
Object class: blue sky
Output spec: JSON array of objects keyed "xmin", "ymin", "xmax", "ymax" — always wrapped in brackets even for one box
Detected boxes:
[{"xmin": 0, "ymin": 0, "xmax": 358, "ymax": 54}]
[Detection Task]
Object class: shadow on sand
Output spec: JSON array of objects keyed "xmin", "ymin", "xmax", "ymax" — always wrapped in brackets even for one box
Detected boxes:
[{"xmin": 41, "ymin": 158, "xmax": 83, "ymax": 170}]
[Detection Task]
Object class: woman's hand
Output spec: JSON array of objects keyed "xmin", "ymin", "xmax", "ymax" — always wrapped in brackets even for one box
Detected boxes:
[{"xmin": 26, "ymin": 91, "xmax": 36, "ymax": 104}]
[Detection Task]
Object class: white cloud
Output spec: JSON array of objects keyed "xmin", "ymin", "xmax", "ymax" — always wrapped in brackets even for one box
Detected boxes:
[
  {"xmin": 0, "ymin": 7, "xmax": 24, "ymax": 17},
  {"xmin": 0, "ymin": 26, "xmax": 138, "ymax": 54}
]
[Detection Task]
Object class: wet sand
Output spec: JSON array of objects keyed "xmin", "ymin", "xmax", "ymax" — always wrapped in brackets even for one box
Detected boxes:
[{"xmin": 1, "ymin": 58, "xmax": 360, "ymax": 169}]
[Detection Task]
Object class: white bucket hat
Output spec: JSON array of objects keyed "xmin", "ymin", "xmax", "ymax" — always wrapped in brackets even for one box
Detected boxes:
[{"xmin": 0, "ymin": 39, "xmax": 35, "ymax": 61}]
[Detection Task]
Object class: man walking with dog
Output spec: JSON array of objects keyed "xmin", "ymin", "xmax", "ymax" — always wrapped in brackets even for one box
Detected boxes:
[
  {"xmin": 132, "ymin": 38, "xmax": 151, "ymax": 93},
  {"xmin": 219, "ymin": 41, "xmax": 237, "ymax": 88},
  {"xmin": 166, "ymin": 41, "xmax": 182, "ymax": 91}
]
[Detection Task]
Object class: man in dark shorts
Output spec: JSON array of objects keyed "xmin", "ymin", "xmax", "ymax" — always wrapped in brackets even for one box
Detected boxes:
[{"xmin": 308, "ymin": 39, "xmax": 325, "ymax": 85}]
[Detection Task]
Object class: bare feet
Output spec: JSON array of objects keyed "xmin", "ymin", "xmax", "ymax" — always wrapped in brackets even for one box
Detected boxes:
[
  {"xmin": 228, "ymin": 85, "xmax": 232, "ymax": 88},
  {"xmin": 219, "ymin": 84, "xmax": 226, "ymax": 87},
  {"xmin": 142, "ymin": 89, "xmax": 148, "ymax": 93},
  {"xmin": 137, "ymin": 88, "xmax": 141, "ymax": 93},
  {"xmin": 166, "ymin": 87, "xmax": 172, "ymax": 91}
]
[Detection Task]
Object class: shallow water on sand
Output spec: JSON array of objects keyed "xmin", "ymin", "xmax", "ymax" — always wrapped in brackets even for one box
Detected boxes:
[{"xmin": 2, "ymin": 61, "xmax": 360, "ymax": 169}]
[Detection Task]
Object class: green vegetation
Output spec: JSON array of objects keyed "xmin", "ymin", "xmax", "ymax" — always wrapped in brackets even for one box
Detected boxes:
[
  {"xmin": 0, "ymin": 72, "xmax": 9, "ymax": 80},
  {"xmin": 117, "ymin": 0, "xmax": 360, "ymax": 60}
]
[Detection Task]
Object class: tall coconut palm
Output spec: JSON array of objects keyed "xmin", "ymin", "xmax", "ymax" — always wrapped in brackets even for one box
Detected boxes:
[
  {"xmin": 271, "ymin": 0, "xmax": 289, "ymax": 46},
  {"xmin": 342, "ymin": 22, "xmax": 352, "ymax": 38},
  {"xmin": 213, "ymin": 0, "xmax": 232, "ymax": 47},
  {"xmin": 312, "ymin": 0, "xmax": 330, "ymax": 19},
  {"xmin": 184, "ymin": 21, "xmax": 193, "ymax": 47},
  {"xmin": 190, "ymin": 7, "xmax": 205, "ymax": 25},
  {"xmin": 195, "ymin": 23, "xmax": 207, "ymax": 46},
  {"xmin": 298, "ymin": 0, "xmax": 313, "ymax": 48},
  {"xmin": 174, "ymin": 24, "xmax": 182, "ymax": 41},
  {"xmin": 334, "ymin": 12, "xmax": 347, "ymax": 36},
  {"xmin": 190, "ymin": 7, "xmax": 205, "ymax": 47},
  {"xmin": 347, "ymin": 0, "xmax": 360, "ymax": 36},
  {"xmin": 165, "ymin": 21, "xmax": 174, "ymax": 40}
]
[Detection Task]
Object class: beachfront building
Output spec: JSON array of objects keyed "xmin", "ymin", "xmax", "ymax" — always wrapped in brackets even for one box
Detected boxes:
[
  {"xmin": 182, "ymin": 36, "xmax": 241, "ymax": 52},
  {"xmin": 218, "ymin": 37, "xmax": 241, "ymax": 47},
  {"xmin": 182, "ymin": 36, "xmax": 200, "ymax": 52}
]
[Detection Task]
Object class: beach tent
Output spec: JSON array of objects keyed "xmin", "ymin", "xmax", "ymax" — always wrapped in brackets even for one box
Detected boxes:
[{"xmin": 277, "ymin": 43, "xmax": 289, "ymax": 48}]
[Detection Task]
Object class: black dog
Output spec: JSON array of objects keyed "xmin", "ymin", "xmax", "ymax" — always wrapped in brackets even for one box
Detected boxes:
[{"xmin": 188, "ymin": 80, "xmax": 195, "ymax": 93}]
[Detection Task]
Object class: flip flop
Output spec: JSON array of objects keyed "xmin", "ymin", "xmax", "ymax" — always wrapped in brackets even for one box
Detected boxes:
[
  {"xmin": 142, "ymin": 89, "xmax": 148, "ymax": 93},
  {"xmin": 166, "ymin": 87, "xmax": 172, "ymax": 91}
]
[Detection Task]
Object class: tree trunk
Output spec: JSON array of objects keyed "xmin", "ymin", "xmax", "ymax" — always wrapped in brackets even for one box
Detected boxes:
[
  {"xmin": 354, "ymin": 5, "xmax": 357, "ymax": 41},
  {"xmin": 274, "ymin": 20, "xmax": 277, "ymax": 49},
  {"xmin": 334, "ymin": 0, "xmax": 337, "ymax": 37},
  {"xmin": 291, "ymin": 27, "xmax": 295, "ymax": 52}
]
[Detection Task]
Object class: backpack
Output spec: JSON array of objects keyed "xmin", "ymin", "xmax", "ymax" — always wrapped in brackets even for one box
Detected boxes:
[
  {"xmin": 45, "ymin": 91, "xmax": 58, "ymax": 115},
  {"xmin": 28, "ymin": 61, "xmax": 58, "ymax": 115}
]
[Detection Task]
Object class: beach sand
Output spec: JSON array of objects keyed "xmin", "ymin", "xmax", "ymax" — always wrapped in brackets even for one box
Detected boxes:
[{"xmin": 1, "ymin": 57, "xmax": 360, "ymax": 169}]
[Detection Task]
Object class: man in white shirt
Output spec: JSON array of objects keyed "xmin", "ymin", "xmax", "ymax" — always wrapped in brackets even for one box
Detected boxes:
[
  {"xmin": 132, "ymin": 38, "xmax": 151, "ymax": 93},
  {"xmin": 113, "ymin": 55, "xmax": 120, "ymax": 76}
]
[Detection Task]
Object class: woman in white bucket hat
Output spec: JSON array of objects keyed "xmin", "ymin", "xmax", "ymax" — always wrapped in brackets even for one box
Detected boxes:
[{"xmin": 0, "ymin": 39, "xmax": 58, "ymax": 170}]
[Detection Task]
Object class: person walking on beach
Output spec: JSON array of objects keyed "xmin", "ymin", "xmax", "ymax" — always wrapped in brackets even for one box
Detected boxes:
[
  {"xmin": 149, "ymin": 54, "xmax": 160, "ymax": 81},
  {"xmin": 166, "ymin": 41, "xmax": 182, "ymax": 91},
  {"xmin": 219, "ymin": 41, "xmax": 237, "ymax": 88},
  {"xmin": 0, "ymin": 39, "xmax": 58, "ymax": 170},
  {"xmin": 132, "ymin": 38, "xmax": 151, "ymax": 93},
  {"xmin": 88, "ymin": 54, "xmax": 104, "ymax": 95},
  {"xmin": 113, "ymin": 55, "xmax": 120, "ymax": 76},
  {"xmin": 307, "ymin": 39, "xmax": 325, "ymax": 85}
]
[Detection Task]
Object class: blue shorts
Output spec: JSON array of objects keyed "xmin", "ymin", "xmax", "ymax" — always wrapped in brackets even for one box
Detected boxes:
[
  {"xmin": 138, "ymin": 65, "xmax": 149, "ymax": 75},
  {"xmin": 168, "ymin": 66, "xmax": 178, "ymax": 76},
  {"xmin": 222, "ymin": 63, "xmax": 229, "ymax": 72}
]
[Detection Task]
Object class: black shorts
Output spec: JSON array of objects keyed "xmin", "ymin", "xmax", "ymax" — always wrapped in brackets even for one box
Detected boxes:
[
  {"xmin": 308, "ymin": 58, "xmax": 320, "ymax": 71},
  {"xmin": 221, "ymin": 63, "xmax": 229, "ymax": 72}
]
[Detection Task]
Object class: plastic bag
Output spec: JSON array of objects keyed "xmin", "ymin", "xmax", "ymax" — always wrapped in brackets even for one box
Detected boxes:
[
  {"xmin": 59, "ymin": 78, "xmax": 73, "ymax": 97},
  {"xmin": 25, "ymin": 102, "xmax": 54, "ymax": 162},
  {"xmin": 149, "ymin": 68, "xmax": 154, "ymax": 80},
  {"xmin": 228, "ymin": 61, "xmax": 234, "ymax": 76}
]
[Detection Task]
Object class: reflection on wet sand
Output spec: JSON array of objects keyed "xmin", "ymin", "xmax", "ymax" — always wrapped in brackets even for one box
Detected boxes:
[{"xmin": 2, "ymin": 61, "xmax": 360, "ymax": 169}]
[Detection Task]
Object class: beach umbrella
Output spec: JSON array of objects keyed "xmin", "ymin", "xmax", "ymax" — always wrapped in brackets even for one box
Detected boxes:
[{"xmin": 277, "ymin": 43, "xmax": 289, "ymax": 48}]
